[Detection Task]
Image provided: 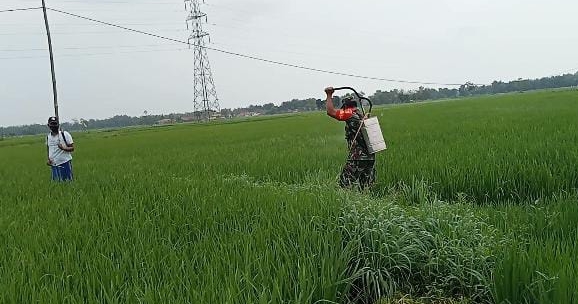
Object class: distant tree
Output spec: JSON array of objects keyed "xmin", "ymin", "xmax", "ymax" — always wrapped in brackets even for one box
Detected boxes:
[
  {"xmin": 315, "ymin": 99, "xmax": 324, "ymax": 110},
  {"xmin": 3, "ymin": 72, "xmax": 578, "ymax": 137}
]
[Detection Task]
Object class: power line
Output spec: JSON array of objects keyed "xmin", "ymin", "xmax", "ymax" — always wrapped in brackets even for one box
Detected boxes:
[
  {"xmin": 3, "ymin": 5, "xmax": 575, "ymax": 88},
  {"xmin": 0, "ymin": 6, "xmax": 42, "ymax": 13},
  {"xmin": 48, "ymin": 8, "xmax": 193, "ymax": 44},
  {"xmin": 0, "ymin": 43, "xmax": 180, "ymax": 52},
  {"xmin": 0, "ymin": 28, "xmax": 187, "ymax": 36},
  {"xmin": 1, "ymin": 21, "xmax": 184, "ymax": 27},
  {"xmin": 46, "ymin": 7, "xmax": 474, "ymax": 87},
  {"xmin": 43, "ymin": 0, "xmax": 178, "ymax": 4},
  {"xmin": 0, "ymin": 47, "xmax": 187, "ymax": 60}
]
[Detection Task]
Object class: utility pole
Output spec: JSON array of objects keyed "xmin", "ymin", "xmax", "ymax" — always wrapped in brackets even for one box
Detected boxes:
[
  {"xmin": 185, "ymin": 0, "xmax": 220, "ymax": 121},
  {"xmin": 41, "ymin": 0, "xmax": 59, "ymax": 119}
]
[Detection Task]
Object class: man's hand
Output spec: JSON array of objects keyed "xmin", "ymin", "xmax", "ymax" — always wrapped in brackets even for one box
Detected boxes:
[
  {"xmin": 58, "ymin": 143, "xmax": 68, "ymax": 151},
  {"xmin": 325, "ymin": 87, "xmax": 338, "ymax": 119},
  {"xmin": 47, "ymin": 158, "xmax": 53, "ymax": 166}
]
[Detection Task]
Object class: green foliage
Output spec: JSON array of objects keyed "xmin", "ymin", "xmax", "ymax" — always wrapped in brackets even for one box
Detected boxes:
[
  {"xmin": 374, "ymin": 90, "xmax": 578, "ymax": 203},
  {"xmin": 490, "ymin": 197, "xmax": 578, "ymax": 304},
  {"xmin": 0, "ymin": 90, "xmax": 576, "ymax": 303},
  {"xmin": 340, "ymin": 193, "xmax": 497, "ymax": 303}
]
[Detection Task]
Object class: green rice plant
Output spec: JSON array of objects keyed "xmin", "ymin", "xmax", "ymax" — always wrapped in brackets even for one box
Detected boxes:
[
  {"xmin": 489, "ymin": 196, "xmax": 578, "ymax": 304},
  {"xmin": 0, "ymin": 89, "xmax": 576, "ymax": 303},
  {"xmin": 374, "ymin": 90, "xmax": 578, "ymax": 203},
  {"xmin": 393, "ymin": 179, "xmax": 439, "ymax": 206}
]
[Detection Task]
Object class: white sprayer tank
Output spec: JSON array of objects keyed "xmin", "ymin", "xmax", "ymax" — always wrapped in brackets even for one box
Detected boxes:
[{"xmin": 361, "ymin": 116, "xmax": 387, "ymax": 154}]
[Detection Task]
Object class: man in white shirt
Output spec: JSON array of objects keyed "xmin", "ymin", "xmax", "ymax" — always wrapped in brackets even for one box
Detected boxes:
[{"xmin": 46, "ymin": 116, "xmax": 75, "ymax": 181}]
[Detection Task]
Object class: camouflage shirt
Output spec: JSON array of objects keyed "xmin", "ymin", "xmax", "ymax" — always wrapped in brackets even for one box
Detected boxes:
[{"xmin": 345, "ymin": 110, "xmax": 375, "ymax": 161}]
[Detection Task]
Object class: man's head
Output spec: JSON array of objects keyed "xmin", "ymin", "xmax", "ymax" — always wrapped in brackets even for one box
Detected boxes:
[
  {"xmin": 340, "ymin": 96, "xmax": 357, "ymax": 109},
  {"xmin": 47, "ymin": 116, "xmax": 59, "ymax": 132}
]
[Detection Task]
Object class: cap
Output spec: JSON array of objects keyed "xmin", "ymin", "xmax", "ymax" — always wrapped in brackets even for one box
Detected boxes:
[
  {"xmin": 340, "ymin": 96, "xmax": 357, "ymax": 109},
  {"xmin": 48, "ymin": 116, "xmax": 59, "ymax": 126}
]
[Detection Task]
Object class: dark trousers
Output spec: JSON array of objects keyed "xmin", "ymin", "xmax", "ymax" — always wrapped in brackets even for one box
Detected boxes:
[{"xmin": 339, "ymin": 159, "xmax": 376, "ymax": 190}]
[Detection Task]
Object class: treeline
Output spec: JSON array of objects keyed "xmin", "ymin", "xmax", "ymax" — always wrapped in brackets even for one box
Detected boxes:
[
  {"xmin": 225, "ymin": 72, "xmax": 578, "ymax": 112},
  {"xmin": 2, "ymin": 72, "xmax": 577, "ymax": 137},
  {"xmin": 0, "ymin": 114, "xmax": 185, "ymax": 138},
  {"xmin": 221, "ymin": 99, "xmax": 319, "ymax": 117},
  {"xmin": 370, "ymin": 72, "xmax": 578, "ymax": 105}
]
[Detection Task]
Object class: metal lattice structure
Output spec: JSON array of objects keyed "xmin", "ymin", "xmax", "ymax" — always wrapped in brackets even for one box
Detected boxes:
[{"xmin": 185, "ymin": 0, "xmax": 220, "ymax": 120}]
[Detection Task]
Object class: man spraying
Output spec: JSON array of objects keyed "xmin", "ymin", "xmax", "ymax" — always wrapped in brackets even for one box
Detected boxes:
[
  {"xmin": 324, "ymin": 87, "xmax": 376, "ymax": 190},
  {"xmin": 46, "ymin": 116, "xmax": 75, "ymax": 181}
]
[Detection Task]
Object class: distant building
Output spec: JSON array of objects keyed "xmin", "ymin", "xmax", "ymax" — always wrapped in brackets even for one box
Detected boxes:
[
  {"xmin": 210, "ymin": 113, "xmax": 222, "ymax": 120},
  {"xmin": 156, "ymin": 119, "xmax": 175, "ymax": 125},
  {"xmin": 180, "ymin": 116, "xmax": 196, "ymax": 122},
  {"xmin": 236, "ymin": 111, "xmax": 261, "ymax": 117}
]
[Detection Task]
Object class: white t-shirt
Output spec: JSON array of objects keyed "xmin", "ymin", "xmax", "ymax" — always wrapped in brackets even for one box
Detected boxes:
[{"xmin": 46, "ymin": 131, "xmax": 74, "ymax": 166}]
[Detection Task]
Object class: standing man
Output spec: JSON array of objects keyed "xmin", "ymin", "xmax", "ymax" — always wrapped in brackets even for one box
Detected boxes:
[
  {"xmin": 324, "ymin": 87, "xmax": 376, "ymax": 190},
  {"xmin": 46, "ymin": 116, "xmax": 75, "ymax": 181}
]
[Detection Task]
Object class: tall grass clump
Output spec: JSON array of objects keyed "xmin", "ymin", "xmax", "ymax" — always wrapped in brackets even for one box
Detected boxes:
[{"xmin": 338, "ymin": 192, "xmax": 499, "ymax": 303}]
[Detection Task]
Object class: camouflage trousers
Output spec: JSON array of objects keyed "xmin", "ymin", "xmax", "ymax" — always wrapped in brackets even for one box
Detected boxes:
[{"xmin": 339, "ymin": 159, "xmax": 376, "ymax": 190}]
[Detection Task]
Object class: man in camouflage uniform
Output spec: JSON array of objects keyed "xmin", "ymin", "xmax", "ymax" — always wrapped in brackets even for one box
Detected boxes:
[{"xmin": 324, "ymin": 87, "xmax": 376, "ymax": 190}]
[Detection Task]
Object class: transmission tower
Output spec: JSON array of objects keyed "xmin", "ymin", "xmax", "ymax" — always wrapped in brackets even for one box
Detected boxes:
[{"xmin": 185, "ymin": 0, "xmax": 220, "ymax": 121}]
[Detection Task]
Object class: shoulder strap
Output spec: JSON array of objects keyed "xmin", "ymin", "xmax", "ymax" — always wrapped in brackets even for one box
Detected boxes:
[{"xmin": 61, "ymin": 131, "xmax": 70, "ymax": 146}]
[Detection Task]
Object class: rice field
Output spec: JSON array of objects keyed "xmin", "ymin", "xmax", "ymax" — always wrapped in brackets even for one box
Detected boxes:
[{"xmin": 0, "ymin": 89, "xmax": 577, "ymax": 303}]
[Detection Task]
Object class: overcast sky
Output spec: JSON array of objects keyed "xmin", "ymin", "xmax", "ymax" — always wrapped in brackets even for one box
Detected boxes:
[{"xmin": 1, "ymin": 0, "xmax": 577, "ymax": 127}]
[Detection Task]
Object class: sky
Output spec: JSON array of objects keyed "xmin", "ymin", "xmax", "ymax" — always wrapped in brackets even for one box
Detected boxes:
[{"xmin": 1, "ymin": 0, "xmax": 577, "ymax": 127}]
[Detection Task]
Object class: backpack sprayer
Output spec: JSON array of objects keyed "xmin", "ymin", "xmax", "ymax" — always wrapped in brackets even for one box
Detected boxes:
[{"xmin": 333, "ymin": 87, "xmax": 387, "ymax": 154}]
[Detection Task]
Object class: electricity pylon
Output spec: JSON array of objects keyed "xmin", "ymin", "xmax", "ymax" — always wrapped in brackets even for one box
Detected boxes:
[{"xmin": 185, "ymin": 0, "xmax": 220, "ymax": 121}]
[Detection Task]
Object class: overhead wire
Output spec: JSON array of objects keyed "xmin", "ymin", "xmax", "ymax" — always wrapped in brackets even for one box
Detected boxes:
[
  {"xmin": 0, "ymin": 43, "xmax": 181, "ymax": 53},
  {"xmin": 45, "ymin": 0, "xmax": 177, "ymax": 4},
  {"xmin": 46, "ymin": 7, "xmax": 475, "ymax": 86},
  {"xmin": 0, "ymin": 28, "xmax": 187, "ymax": 36},
  {"xmin": 0, "ymin": 6, "xmax": 42, "ymax": 13},
  {"xmin": 0, "ymin": 47, "xmax": 188, "ymax": 60},
  {"xmin": 3, "ymin": 5, "xmax": 573, "ymax": 86}
]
